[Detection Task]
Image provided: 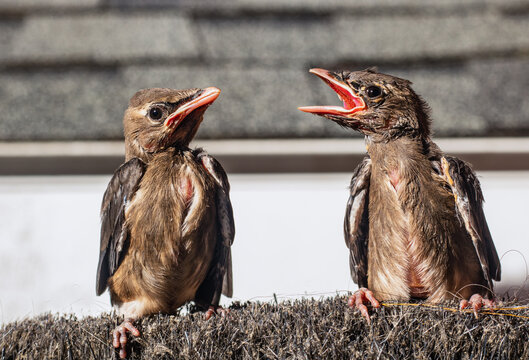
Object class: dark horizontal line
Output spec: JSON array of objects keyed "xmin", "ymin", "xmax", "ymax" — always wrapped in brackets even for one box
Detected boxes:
[
  {"xmin": 0, "ymin": 2, "xmax": 521, "ymax": 20},
  {"xmin": 3, "ymin": 49, "xmax": 529, "ymax": 74},
  {"xmin": 0, "ymin": 2, "xmax": 494, "ymax": 18},
  {"xmin": 0, "ymin": 152, "xmax": 527, "ymax": 176},
  {"xmin": 324, "ymin": 50, "xmax": 529, "ymax": 72}
]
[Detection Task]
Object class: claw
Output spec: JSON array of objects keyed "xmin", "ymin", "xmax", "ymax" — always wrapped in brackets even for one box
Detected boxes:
[
  {"xmin": 204, "ymin": 305, "xmax": 230, "ymax": 320},
  {"xmin": 460, "ymin": 294, "xmax": 495, "ymax": 319},
  {"xmin": 112, "ymin": 319, "xmax": 140, "ymax": 359},
  {"xmin": 348, "ymin": 287, "xmax": 380, "ymax": 324}
]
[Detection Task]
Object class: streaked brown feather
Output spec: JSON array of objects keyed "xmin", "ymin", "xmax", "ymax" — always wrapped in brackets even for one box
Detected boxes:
[
  {"xmin": 96, "ymin": 158, "xmax": 146, "ymax": 296},
  {"xmin": 109, "ymin": 149, "xmax": 218, "ymax": 312},
  {"xmin": 344, "ymin": 156, "xmax": 371, "ymax": 287},
  {"xmin": 441, "ymin": 156, "xmax": 502, "ymax": 287},
  {"xmin": 97, "ymin": 87, "xmax": 234, "ymax": 321}
]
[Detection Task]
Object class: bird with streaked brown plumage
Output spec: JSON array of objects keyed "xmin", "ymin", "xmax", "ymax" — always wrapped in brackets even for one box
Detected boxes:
[
  {"xmin": 299, "ymin": 68, "xmax": 501, "ymax": 322},
  {"xmin": 96, "ymin": 87, "xmax": 234, "ymax": 358}
]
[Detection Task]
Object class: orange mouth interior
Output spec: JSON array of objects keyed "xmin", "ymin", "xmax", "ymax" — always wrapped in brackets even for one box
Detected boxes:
[{"xmin": 298, "ymin": 68, "xmax": 366, "ymax": 117}]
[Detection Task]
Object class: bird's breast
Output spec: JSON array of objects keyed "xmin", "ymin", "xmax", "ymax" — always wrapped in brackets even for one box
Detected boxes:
[
  {"xmin": 115, "ymin": 151, "xmax": 218, "ymax": 308},
  {"xmin": 387, "ymin": 168, "xmax": 401, "ymax": 192},
  {"xmin": 369, "ymin": 162, "xmax": 453, "ymax": 300},
  {"xmin": 125, "ymin": 151, "xmax": 217, "ymax": 264}
]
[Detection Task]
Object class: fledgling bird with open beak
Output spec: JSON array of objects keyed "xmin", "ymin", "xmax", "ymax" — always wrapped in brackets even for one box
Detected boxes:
[
  {"xmin": 96, "ymin": 87, "xmax": 234, "ymax": 358},
  {"xmin": 299, "ymin": 68, "xmax": 501, "ymax": 322}
]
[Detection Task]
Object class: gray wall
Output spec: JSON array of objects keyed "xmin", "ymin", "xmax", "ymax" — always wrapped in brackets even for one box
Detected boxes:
[{"xmin": 1, "ymin": 0, "xmax": 528, "ymax": 141}]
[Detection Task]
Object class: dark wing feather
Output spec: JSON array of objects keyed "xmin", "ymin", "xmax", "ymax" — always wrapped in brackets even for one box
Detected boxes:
[
  {"xmin": 194, "ymin": 150, "xmax": 235, "ymax": 307},
  {"xmin": 344, "ymin": 156, "xmax": 371, "ymax": 288},
  {"xmin": 96, "ymin": 158, "xmax": 146, "ymax": 296},
  {"xmin": 441, "ymin": 156, "xmax": 501, "ymax": 289}
]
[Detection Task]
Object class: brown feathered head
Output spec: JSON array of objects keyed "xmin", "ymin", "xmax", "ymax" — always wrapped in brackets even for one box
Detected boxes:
[
  {"xmin": 123, "ymin": 87, "xmax": 220, "ymax": 161},
  {"xmin": 298, "ymin": 68, "xmax": 431, "ymax": 141}
]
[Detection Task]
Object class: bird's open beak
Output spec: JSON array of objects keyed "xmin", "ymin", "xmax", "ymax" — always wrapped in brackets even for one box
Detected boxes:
[
  {"xmin": 165, "ymin": 87, "xmax": 221, "ymax": 127},
  {"xmin": 298, "ymin": 68, "xmax": 366, "ymax": 117}
]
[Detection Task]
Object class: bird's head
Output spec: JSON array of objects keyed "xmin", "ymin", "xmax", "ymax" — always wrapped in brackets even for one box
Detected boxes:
[
  {"xmin": 298, "ymin": 68, "xmax": 431, "ymax": 142},
  {"xmin": 123, "ymin": 87, "xmax": 220, "ymax": 160}
]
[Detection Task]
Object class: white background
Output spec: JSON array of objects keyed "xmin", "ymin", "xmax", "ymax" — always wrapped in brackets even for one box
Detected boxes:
[{"xmin": 1, "ymin": 171, "xmax": 528, "ymax": 324}]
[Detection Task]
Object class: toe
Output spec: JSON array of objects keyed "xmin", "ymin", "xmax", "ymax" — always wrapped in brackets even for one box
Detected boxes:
[
  {"xmin": 472, "ymin": 303, "xmax": 482, "ymax": 319},
  {"xmin": 123, "ymin": 322, "xmax": 140, "ymax": 337},
  {"xmin": 483, "ymin": 298, "xmax": 495, "ymax": 308},
  {"xmin": 349, "ymin": 288, "xmax": 380, "ymax": 323},
  {"xmin": 355, "ymin": 291, "xmax": 365, "ymax": 308},
  {"xmin": 112, "ymin": 329, "xmax": 121, "ymax": 349},
  {"xmin": 348, "ymin": 294, "xmax": 357, "ymax": 308},
  {"xmin": 119, "ymin": 327, "xmax": 128, "ymax": 348},
  {"xmin": 461, "ymin": 294, "xmax": 494, "ymax": 318},
  {"xmin": 365, "ymin": 290, "xmax": 380, "ymax": 308},
  {"xmin": 205, "ymin": 305, "xmax": 230, "ymax": 320},
  {"xmin": 112, "ymin": 320, "xmax": 139, "ymax": 359},
  {"xmin": 357, "ymin": 303, "xmax": 371, "ymax": 324},
  {"xmin": 469, "ymin": 294, "xmax": 484, "ymax": 318},
  {"xmin": 204, "ymin": 308, "xmax": 215, "ymax": 320},
  {"xmin": 218, "ymin": 307, "xmax": 230, "ymax": 318},
  {"xmin": 469, "ymin": 293, "xmax": 483, "ymax": 303}
]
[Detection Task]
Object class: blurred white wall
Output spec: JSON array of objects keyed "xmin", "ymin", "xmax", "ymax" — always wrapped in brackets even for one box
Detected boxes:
[{"xmin": 0, "ymin": 171, "xmax": 528, "ymax": 324}]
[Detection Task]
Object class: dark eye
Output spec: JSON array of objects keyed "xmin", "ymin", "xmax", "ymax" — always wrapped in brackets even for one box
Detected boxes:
[
  {"xmin": 366, "ymin": 86, "xmax": 382, "ymax": 98},
  {"xmin": 149, "ymin": 107, "xmax": 163, "ymax": 120}
]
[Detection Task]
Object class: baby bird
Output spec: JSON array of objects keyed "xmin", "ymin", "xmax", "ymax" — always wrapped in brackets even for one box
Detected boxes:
[
  {"xmin": 299, "ymin": 68, "xmax": 500, "ymax": 321},
  {"xmin": 96, "ymin": 87, "xmax": 234, "ymax": 358}
]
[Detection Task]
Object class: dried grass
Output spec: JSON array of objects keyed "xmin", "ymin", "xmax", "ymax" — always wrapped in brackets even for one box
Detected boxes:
[{"xmin": 2, "ymin": 296, "xmax": 529, "ymax": 359}]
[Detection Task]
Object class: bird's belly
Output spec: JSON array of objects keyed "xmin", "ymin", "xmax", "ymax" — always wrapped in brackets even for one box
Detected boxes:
[
  {"xmin": 405, "ymin": 223, "xmax": 430, "ymax": 299},
  {"xmin": 368, "ymin": 174, "xmax": 452, "ymax": 301},
  {"xmin": 369, "ymin": 217, "xmax": 436, "ymax": 300},
  {"xmin": 112, "ymin": 159, "xmax": 218, "ymax": 312},
  {"xmin": 407, "ymin": 263, "xmax": 429, "ymax": 299}
]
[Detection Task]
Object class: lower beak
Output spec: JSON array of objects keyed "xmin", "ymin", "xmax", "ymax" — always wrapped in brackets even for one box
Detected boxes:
[
  {"xmin": 298, "ymin": 68, "xmax": 366, "ymax": 117},
  {"xmin": 165, "ymin": 87, "xmax": 221, "ymax": 127}
]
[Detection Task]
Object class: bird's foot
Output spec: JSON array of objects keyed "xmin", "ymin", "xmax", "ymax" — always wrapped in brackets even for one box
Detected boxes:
[
  {"xmin": 204, "ymin": 305, "xmax": 230, "ymax": 320},
  {"xmin": 113, "ymin": 319, "xmax": 140, "ymax": 359},
  {"xmin": 460, "ymin": 294, "xmax": 495, "ymax": 319},
  {"xmin": 348, "ymin": 287, "xmax": 381, "ymax": 324}
]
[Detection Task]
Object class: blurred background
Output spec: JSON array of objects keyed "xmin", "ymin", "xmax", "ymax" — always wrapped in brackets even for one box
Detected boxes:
[{"xmin": 1, "ymin": 0, "xmax": 528, "ymax": 324}]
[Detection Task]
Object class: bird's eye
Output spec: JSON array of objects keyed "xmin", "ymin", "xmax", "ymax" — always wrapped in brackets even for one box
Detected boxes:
[
  {"xmin": 366, "ymin": 86, "xmax": 382, "ymax": 98},
  {"xmin": 149, "ymin": 107, "xmax": 163, "ymax": 121}
]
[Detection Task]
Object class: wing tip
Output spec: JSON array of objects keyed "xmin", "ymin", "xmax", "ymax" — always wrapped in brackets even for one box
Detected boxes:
[{"xmin": 95, "ymin": 276, "xmax": 107, "ymax": 296}]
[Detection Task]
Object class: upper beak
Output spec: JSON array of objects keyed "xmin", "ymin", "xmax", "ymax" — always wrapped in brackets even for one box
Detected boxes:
[
  {"xmin": 165, "ymin": 87, "xmax": 221, "ymax": 127},
  {"xmin": 298, "ymin": 68, "xmax": 366, "ymax": 117}
]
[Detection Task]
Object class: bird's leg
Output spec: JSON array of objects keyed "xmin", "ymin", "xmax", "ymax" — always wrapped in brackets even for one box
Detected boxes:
[
  {"xmin": 204, "ymin": 305, "xmax": 230, "ymax": 320},
  {"xmin": 348, "ymin": 287, "xmax": 381, "ymax": 323},
  {"xmin": 113, "ymin": 318, "xmax": 140, "ymax": 359},
  {"xmin": 459, "ymin": 293, "xmax": 495, "ymax": 319}
]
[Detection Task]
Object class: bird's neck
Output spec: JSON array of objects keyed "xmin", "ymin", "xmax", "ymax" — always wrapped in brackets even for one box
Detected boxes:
[
  {"xmin": 366, "ymin": 136, "xmax": 437, "ymax": 196},
  {"xmin": 366, "ymin": 136, "xmax": 431, "ymax": 167},
  {"xmin": 125, "ymin": 142, "xmax": 191, "ymax": 163}
]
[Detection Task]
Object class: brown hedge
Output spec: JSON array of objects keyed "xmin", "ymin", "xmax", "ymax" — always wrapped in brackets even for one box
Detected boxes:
[{"xmin": 1, "ymin": 296, "xmax": 528, "ymax": 359}]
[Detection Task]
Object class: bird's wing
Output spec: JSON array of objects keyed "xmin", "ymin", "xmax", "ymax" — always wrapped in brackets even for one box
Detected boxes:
[
  {"xmin": 96, "ymin": 158, "xmax": 146, "ymax": 296},
  {"xmin": 440, "ymin": 156, "xmax": 501, "ymax": 289},
  {"xmin": 344, "ymin": 156, "xmax": 371, "ymax": 288},
  {"xmin": 194, "ymin": 150, "xmax": 235, "ymax": 307}
]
